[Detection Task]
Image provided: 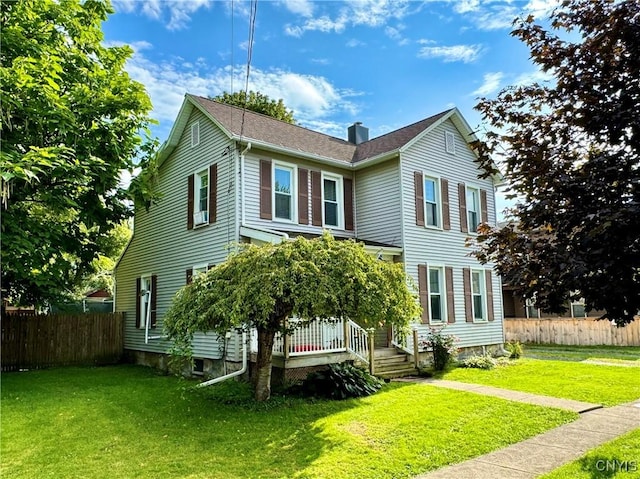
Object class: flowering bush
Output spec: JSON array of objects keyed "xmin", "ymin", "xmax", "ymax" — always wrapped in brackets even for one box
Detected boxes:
[{"xmin": 419, "ymin": 328, "xmax": 459, "ymax": 371}]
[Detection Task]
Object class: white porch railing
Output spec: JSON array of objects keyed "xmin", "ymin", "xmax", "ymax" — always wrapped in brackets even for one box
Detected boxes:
[
  {"xmin": 248, "ymin": 318, "xmax": 372, "ymax": 366},
  {"xmin": 346, "ymin": 319, "xmax": 370, "ymax": 364}
]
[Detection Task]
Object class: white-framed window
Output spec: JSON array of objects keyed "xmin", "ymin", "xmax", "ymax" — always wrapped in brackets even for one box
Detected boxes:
[
  {"xmin": 424, "ymin": 175, "xmax": 441, "ymax": 228},
  {"xmin": 322, "ymin": 172, "xmax": 343, "ymax": 229},
  {"xmin": 428, "ymin": 266, "xmax": 446, "ymax": 323},
  {"xmin": 138, "ymin": 275, "xmax": 152, "ymax": 330},
  {"xmin": 191, "ymin": 122, "xmax": 200, "ymax": 147},
  {"xmin": 471, "ymin": 269, "xmax": 486, "ymax": 322},
  {"xmin": 192, "ymin": 263, "xmax": 209, "ymax": 278},
  {"xmin": 445, "ymin": 131, "xmax": 455, "ymax": 155},
  {"xmin": 525, "ymin": 297, "xmax": 540, "ymax": 319},
  {"xmin": 273, "ymin": 162, "xmax": 296, "ymax": 222},
  {"xmin": 571, "ymin": 300, "xmax": 587, "ymax": 318},
  {"xmin": 466, "ymin": 186, "xmax": 480, "ymax": 232},
  {"xmin": 194, "ymin": 169, "xmax": 209, "ymax": 225}
]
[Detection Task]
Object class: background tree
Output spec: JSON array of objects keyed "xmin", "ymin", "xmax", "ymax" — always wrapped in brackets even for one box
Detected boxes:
[
  {"xmin": 472, "ymin": 0, "xmax": 639, "ymax": 326},
  {"xmin": 211, "ymin": 90, "xmax": 296, "ymax": 124},
  {"xmin": 1, "ymin": 0, "xmax": 156, "ymax": 307},
  {"xmin": 164, "ymin": 233, "xmax": 420, "ymax": 401}
]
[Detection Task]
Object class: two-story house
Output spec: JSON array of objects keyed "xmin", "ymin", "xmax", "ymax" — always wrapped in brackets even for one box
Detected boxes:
[{"xmin": 114, "ymin": 94, "xmax": 504, "ymax": 378}]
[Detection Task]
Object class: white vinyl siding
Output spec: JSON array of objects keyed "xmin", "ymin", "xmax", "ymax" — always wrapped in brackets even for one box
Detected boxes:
[
  {"xmin": 400, "ymin": 118, "xmax": 503, "ymax": 348},
  {"xmin": 355, "ymin": 159, "xmax": 402, "ymax": 247},
  {"xmin": 115, "ymin": 108, "xmax": 237, "ymax": 360},
  {"xmin": 243, "ymin": 152, "xmax": 355, "ymax": 238}
]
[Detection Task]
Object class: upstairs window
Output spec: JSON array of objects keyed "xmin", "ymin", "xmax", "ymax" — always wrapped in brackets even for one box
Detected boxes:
[
  {"xmin": 194, "ymin": 169, "xmax": 209, "ymax": 225},
  {"xmin": 322, "ymin": 173, "xmax": 343, "ymax": 229},
  {"xmin": 424, "ymin": 176, "xmax": 440, "ymax": 228},
  {"xmin": 525, "ymin": 297, "xmax": 540, "ymax": 319},
  {"xmin": 466, "ymin": 186, "xmax": 480, "ymax": 232},
  {"xmin": 571, "ymin": 299, "xmax": 587, "ymax": 318},
  {"xmin": 274, "ymin": 163, "xmax": 295, "ymax": 221}
]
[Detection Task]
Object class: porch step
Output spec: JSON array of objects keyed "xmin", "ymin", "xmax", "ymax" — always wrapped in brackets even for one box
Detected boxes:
[{"xmin": 373, "ymin": 349, "xmax": 418, "ymax": 379}]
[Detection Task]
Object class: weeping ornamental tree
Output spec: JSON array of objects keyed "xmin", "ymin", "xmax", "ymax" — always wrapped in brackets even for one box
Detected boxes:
[
  {"xmin": 164, "ymin": 233, "xmax": 421, "ymax": 402},
  {"xmin": 472, "ymin": 0, "xmax": 640, "ymax": 326}
]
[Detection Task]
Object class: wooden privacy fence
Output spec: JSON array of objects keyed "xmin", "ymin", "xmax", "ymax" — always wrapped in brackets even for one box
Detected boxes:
[
  {"xmin": 1, "ymin": 313, "xmax": 124, "ymax": 372},
  {"xmin": 505, "ymin": 318, "xmax": 640, "ymax": 347}
]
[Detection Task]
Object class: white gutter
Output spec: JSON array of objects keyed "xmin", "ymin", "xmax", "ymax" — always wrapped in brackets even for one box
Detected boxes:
[{"xmin": 196, "ymin": 331, "xmax": 248, "ymax": 388}]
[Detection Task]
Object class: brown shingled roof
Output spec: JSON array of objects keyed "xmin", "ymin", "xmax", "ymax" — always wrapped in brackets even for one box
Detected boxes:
[
  {"xmin": 190, "ymin": 94, "xmax": 356, "ymax": 163},
  {"xmin": 189, "ymin": 94, "xmax": 452, "ymax": 164}
]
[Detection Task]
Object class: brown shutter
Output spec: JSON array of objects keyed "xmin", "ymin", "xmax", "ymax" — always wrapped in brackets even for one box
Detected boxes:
[
  {"xmin": 344, "ymin": 177, "xmax": 354, "ymax": 231},
  {"xmin": 209, "ymin": 164, "xmax": 217, "ymax": 223},
  {"xmin": 135, "ymin": 277, "xmax": 141, "ymax": 328},
  {"xmin": 186, "ymin": 268, "xmax": 193, "ymax": 285},
  {"xmin": 458, "ymin": 183, "xmax": 468, "ymax": 233},
  {"xmin": 298, "ymin": 168, "xmax": 309, "ymax": 224},
  {"xmin": 417, "ymin": 264, "xmax": 429, "ymax": 323},
  {"xmin": 463, "ymin": 267, "xmax": 473, "ymax": 322},
  {"xmin": 311, "ymin": 170, "xmax": 322, "ymax": 226},
  {"xmin": 187, "ymin": 174, "xmax": 194, "ymax": 230},
  {"xmin": 414, "ymin": 172, "xmax": 424, "ymax": 226},
  {"xmin": 441, "ymin": 178, "xmax": 451, "ymax": 230},
  {"xmin": 480, "ymin": 189, "xmax": 488, "ymax": 225},
  {"xmin": 150, "ymin": 275, "xmax": 157, "ymax": 328},
  {"xmin": 260, "ymin": 160, "xmax": 272, "ymax": 219},
  {"xmin": 445, "ymin": 266, "xmax": 455, "ymax": 323},
  {"xmin": 486, "ymin": 270, "xmax": 494, "ymax": 321}
]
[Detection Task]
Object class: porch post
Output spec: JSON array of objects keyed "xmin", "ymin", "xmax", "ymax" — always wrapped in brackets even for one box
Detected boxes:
[
  {"xmin": 283, "ymin": 319, "xmax": 290, "ymax": 360},
  {"xmin": 412, "ymin": 328, "xmax": 420, "ymax": 368},
  {"xmin": 368, "ymin": 328, "xmax": 375, "ymax": 375},
  {"xmin": 343, "ymin": 318, "xmax": 350, "ymax": 351}
]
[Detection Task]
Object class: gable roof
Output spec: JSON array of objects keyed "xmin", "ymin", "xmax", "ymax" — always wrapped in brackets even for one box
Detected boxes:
[{"xmin": 158, "ymin": 94, "xmax": 489, "ymax": 172}]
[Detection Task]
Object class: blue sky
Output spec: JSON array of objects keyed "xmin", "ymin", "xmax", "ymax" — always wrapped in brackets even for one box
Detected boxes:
[{"xmin": 104, "ymin": 0, "xmax": 557, "ymax": 215}]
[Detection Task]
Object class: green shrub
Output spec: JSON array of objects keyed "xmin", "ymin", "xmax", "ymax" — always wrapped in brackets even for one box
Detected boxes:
[
  {"xmin": 505, "ymin": 341, "xmax": 524, "ymax": 359},
  {"xmin": 299, "ymin": 363, "xmax": 383, "ymax": 399},
  {"xmin": 419, "ymin": 328, "xmax": 460, "ymax": 371},
  {"xmin": 461, "ymin": 355, "xmax": 498, "ymax": 370}
]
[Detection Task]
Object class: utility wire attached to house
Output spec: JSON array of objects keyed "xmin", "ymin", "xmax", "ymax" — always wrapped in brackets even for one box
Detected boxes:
[{"xmin": 239, "ymin": 0, "xmax": 258, "ymax": 142}]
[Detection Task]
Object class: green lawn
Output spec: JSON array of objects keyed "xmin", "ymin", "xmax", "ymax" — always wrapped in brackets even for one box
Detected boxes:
[
  {"xmin": 443, "ymin": 358, "xmax": 640, "ymax": 406},
  {"xmin": 540, "ymin": 429, "xmax": 640, "ymax": 479},
  {"xmin": 1, "ymin": 365, "xmax": 576, "ymax": 479},
  {"xmin": 524, "ymin": 344, "xmax": 640, "ymax": 363}
]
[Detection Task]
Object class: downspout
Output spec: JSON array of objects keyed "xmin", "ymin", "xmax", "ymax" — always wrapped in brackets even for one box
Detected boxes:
[
  {"xmin": 240, "ymin": 142, "xmax": 251, "ymax": 226},
  {"xmin": 196, "ymin": 331, "xmax": 248, "ymax": 387}
]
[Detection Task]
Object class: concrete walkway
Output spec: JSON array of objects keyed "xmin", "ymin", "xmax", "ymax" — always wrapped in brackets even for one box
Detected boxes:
[{"xmin": 396, "ymin": 378, "xmax": 640, "ymax": 479}]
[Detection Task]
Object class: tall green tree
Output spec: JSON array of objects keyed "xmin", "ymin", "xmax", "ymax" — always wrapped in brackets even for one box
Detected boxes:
[
  {"xmin": 211, "ymin": 90, "xmax": 296, "ymax": 123},
  {"xmin": 472, "ymin": 0, "xmax": 640, "ymax": 326},
  {"xmin": 164, "ymin": 233, "xmax": 420, "ymax": 401},
  {"xmin": 1, "ymin": 0, "xmax": 156, "ymax": 306}
]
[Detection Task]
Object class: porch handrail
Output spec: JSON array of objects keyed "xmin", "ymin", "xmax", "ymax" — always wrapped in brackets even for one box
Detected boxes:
[
  {"xmin": 391, "ymin": 326, "xmax": 414, "ymax": 355},
  {"xmin": 346, "ymin": 319, "xmax": 370, "ymax": 364}
]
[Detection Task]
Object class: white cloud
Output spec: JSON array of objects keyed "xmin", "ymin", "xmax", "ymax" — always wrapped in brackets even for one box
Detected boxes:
[
  {"xmin": 514, "ymin": 69, "xmax": 554, "ymax": 86},
  {"xmin": 454, "ymin": 0, "xmax": 480, "ymax": 14},
  {"xmin": 280, "ymin": 0, "xmax": 314, "ymax": 17},
  {"xmin": 418, "ymin": 44, "xmax": 483, "ymax": 63},
  {"xmin": 346, "ymin": 39, "xmax": 366, "ymax": 48},
  {"xmin": 119, "ymin": 46, "xmax": 360, "ymax": 136},
  {"xmin": 112, "ymin": 0, "xmax": 213, "ymax": 30},
  {"xmin": 473, "ymin": 72, "xmax": 504, "ymax": 96},
  {"xmin": 285, "ymin": 0, "xmax": 412, "ymax": 36}
]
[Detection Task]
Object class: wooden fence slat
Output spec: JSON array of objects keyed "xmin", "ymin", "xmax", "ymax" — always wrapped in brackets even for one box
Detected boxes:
[
  {"xmin": 504, "ymin": 317, "xmax": 640, "ymax": 346},
  {"xmin": 1, "ymin": 313, "xmax": 124, "ymax": 371}
]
